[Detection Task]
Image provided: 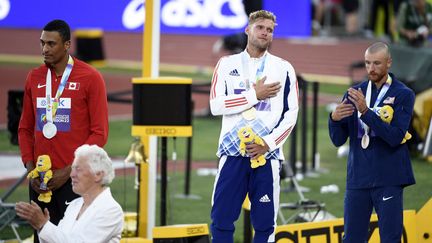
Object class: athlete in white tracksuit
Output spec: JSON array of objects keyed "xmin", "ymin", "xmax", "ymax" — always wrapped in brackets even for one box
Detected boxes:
[{"xmin": 209, "ymin": 10, "xmax": 299, "ymax": 243}]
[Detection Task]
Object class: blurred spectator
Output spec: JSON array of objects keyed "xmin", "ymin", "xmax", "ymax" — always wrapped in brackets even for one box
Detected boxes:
[
  {"xmin": 397, "ymin": 0, "xmax": 432, "ymax": 47},
  {"xmin": 365, "ymin": 0, "xmax": 407, "ymax": 41},
  {"xmin": 342, "ymin": 0, "xmax": 360, "ymax": 34},
  {"xmin": 312, "ymin": 0, "xmax": 325, "ymax": 34},
  {"xmin": 213, "ymin": 0, "xmax": 262, "ymax": 54},
  {"xmin": 366, "ymin": 0, "xmax": 392, "ymax": 40},
  {"xmin": 312, "ymin": 0, "xmax": 359, "ymax": 36}
]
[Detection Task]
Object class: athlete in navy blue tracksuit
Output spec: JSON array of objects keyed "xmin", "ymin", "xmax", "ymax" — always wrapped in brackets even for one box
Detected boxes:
[
  {"xmin": 329, "ymin": 42, "xmax": 415, "ymax": 243},
  {"xmin": 209, "ymin": 10, "xmax": 299, "ymax": 243}
]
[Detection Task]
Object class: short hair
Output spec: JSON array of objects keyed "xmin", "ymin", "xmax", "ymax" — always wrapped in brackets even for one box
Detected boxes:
[
  {"xmin": 248, "ymin": 10, "xmax": 277, "ymax": 26},
  {"xmin": 366, "ymin": 42, "xmax": 391, "ymax": 58},
  {"xmin": 43, "ymin": 19, "xmax": 71, "ymax": 43},
  {"xmin": 74, "ymin": 144, "xmax": 115, "ymax": 186}
]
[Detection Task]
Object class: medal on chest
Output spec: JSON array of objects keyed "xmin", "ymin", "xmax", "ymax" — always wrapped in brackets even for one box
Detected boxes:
[
  {"xmin": 361, "ymin": 133, "xmax": 370, "ymax": 149},
  {"xmin": 43, "ymin": 55, "xmax": 74, "ymax": 139},
  {"xmin": 43, "ymin": 122, "xmax": 57, "ymax": 139}
]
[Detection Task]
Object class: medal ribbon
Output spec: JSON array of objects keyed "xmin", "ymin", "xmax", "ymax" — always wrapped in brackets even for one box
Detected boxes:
[
  {"xmin": 45, "ymin": 55, "xmax": 74, "ymax": 123},
  {"xmin": 358, "ymin": 75, "xmax": 392, "ymax": 135},
  {"xmin": 241, "ymin": 51, "xmax": 267, "ymax": 91}
]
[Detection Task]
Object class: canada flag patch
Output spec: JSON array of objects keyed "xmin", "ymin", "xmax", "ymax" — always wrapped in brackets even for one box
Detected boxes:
[{"xmin": 67, "ymin": 82, "xmax": 80, "ymax": 90}]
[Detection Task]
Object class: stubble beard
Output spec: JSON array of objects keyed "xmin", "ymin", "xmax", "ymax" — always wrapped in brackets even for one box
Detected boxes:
[
  {"xmin": 253, "ymin": 39, "xmax": 270, "ymax": 53},
  {"xmin": 368, "ymin": 72, "xmax": 386, "ymax": 85}
]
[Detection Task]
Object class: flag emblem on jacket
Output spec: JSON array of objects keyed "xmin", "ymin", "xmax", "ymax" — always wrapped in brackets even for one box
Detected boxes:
[
  {"xmin": 383, "ymin": 96, "xmax": 395, "ymax": 104},
  {"xmin": 67, "ymin": 82, "xmax": 80, "ymax": 90}
]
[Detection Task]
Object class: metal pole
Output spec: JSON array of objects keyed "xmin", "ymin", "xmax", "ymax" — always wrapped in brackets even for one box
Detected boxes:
[
  {"xmin": 312, "ymin": 82, "xmax": 319, "ymax": 170},
  {"xmin": 0, "ymin": 172, "xmax": 27, "ymax": 202},
  {"xmin": 243, "ymin": 209, "xmax": 252, "ymax": 243},
  {"xmin": 290, "ymin": 125, "xmax": 297, "ymax": 176},
  {"xmin": 301, "ymin": 80, "xmax": 308, "ymax": 175},
  {"xmin": 184, "ymin": 101, "xmax": 194, "ymax": 196},
  {"xmin": 161, "ymin": 137, "xmax": 167, "ymax": 226},
  {"xmin": 185, "ymin": 137, "xmax": 192, "ymax": 196}
]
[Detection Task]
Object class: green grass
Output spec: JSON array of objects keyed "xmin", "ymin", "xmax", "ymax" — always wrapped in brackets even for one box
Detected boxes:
[
  {"xmin": 2, "ymin": 108, "xmax": 432, "ymax": 242},
  {"xmin": 316, "ymin": 83, "xmax": 349, "ymax": 95},
  {"xmin": 104, "ymin": 116, "xmax": 221, "ymax": 160}
]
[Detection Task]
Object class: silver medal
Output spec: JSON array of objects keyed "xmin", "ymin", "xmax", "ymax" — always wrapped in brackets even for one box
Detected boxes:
[
  {"xmin": 43, "ymin": 122, "xmax": 57, "ymax": 139},
  {"xmin": 361, "ymin": 134, "xmax": 370, "ymax": 149}
]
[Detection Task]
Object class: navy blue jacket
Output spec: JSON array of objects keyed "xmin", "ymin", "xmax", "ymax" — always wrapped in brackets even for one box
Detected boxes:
[{"xmin": 328, "ymin": 74, "xmax": 416, "ymax": 189}]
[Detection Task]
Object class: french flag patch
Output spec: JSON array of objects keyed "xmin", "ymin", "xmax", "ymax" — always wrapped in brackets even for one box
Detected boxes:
[{"xmin": 67, "ymin": 82, "xmax": 80, "ymax": 90}]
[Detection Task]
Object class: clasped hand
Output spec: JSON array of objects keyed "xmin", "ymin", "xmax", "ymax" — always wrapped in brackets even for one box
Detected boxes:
[
  {"xmin": 254, "ymin": 76, "xmax": 281, "ymax": 100},
  {"xmin": 28, "ymin": 165, "xmax": 71, "ymax": 193},
  {"xmin": 246, "ymin": 142, "xmax": 269, "ymax": 160},
  {"xmin": 331, "ymin": 88, "xmax": 367, "ymax": 121}
]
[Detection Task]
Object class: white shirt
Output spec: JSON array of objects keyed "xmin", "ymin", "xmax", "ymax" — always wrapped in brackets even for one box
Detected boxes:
[
  {"xmin": 210, "ymin": 51, "xmax": 299, "ymax": 160},
  {"xmin": 39, "ymin": 188, "xmax": 124, "ymax": 243}
]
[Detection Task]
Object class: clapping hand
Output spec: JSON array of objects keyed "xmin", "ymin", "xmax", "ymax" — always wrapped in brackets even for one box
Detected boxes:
[{"xmin": 331, "ymin": 99, "xmax": 355, "ymax": 121}]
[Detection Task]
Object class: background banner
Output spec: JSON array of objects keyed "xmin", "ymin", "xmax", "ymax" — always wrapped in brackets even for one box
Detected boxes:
[{"xmin": 0, "ymin": 0, "xmax": 311, "ymax": 37}]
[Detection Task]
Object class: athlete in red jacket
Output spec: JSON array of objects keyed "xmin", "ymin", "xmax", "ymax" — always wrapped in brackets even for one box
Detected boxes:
[{"xmin": 18, "ymin": 19, "xmax": 108, "ymax": 243}]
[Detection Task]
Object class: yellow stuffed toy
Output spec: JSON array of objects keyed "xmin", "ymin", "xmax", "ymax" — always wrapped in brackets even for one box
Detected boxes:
[
  {"xmin": 379, "ymin": 105, "xmax": 411, "ymax": 144},
  {"xmin": 238, "ymin": 126, "xmax": 266, "ymax": 168},
  {"xmin": 27, "ymin": 155, "xmax": 53, "ymax": 203}
]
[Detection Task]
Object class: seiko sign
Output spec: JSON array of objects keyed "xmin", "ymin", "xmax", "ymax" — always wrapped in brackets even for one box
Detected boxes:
[{"xmin": 145, "ymin": 128, "xmax": 177, "ymax": 136}]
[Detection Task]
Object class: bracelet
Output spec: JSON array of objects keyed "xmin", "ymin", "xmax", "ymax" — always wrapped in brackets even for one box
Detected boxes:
[{"xmin": 360, "ymin": 107, "xmax": 368, "ymax": 114}]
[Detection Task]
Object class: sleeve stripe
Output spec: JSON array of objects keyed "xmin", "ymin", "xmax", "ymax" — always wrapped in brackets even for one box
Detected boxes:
[
  {"xmin": 275, "ymin": 126, "xmax": 293, "ymax": 145},
  {"xmin": 210, "ymin": 58, "xmax": 223, "ymax": 100},
  {"xmin": 210, "ymin": 73, "xmax": 218, "ymax": 99},
  {"xmin": 225, "ymin": 99, "xmax": 248, "ymax": 108},
  {"xmin": 225, "ymin": 97, "xmax": 247, "ymax": 104}
]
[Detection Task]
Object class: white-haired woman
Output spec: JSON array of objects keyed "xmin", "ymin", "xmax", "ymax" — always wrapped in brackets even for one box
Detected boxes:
[{"xmin": 16, "ymin": 144, "xmax": 124, "ymax": 243}]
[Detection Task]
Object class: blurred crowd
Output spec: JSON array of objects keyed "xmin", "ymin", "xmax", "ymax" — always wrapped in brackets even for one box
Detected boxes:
[
  {"xmin": 213, "ymin": 0, "xmax": 431, "ymax": 55},
  {"xmin": 312, "ymin": 0, "xmax": 432, "ymax": 47}
]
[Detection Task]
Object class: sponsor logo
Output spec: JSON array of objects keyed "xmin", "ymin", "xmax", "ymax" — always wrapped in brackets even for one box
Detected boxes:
[
  {"xmin": 37, "ymin": 83, "xmax": 46, "ymax": 88},
  {"xmin": 0, "ymin": 0, "xmax": 10, "ymax": 20},
  {"xmin": 145, "ymin": 128, "xmax": 177, "ymax": 136},
  {"xmin": 37, "ymin": 98, "xmax": 71, "ymax": 109},
  {"xmin": 259, "ymin": 194, "xmax": 271, "ymax": 203},
  {"xmin": 229, "ymin": 69, "xmax": 240, "ymax": 76},
  {"xmin": 123, "ymin": 0, "xmax": 247, "ymax": 30},
  {"xmin": 383, "ymin": 196, "xmax": 393, "ymax": 201},
  {"xmin": 186, "ymin": 226, "xmax": 205, "ymax": 235}
]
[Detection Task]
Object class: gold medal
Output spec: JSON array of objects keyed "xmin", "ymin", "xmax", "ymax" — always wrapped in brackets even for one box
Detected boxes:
[
  {"xmin": 242, "ymin": 107, "xmax": 256, "ymax": 121},
  {"xmin": 361, "ymin": 134, "xmax": 369, "ymax": 149},
  {"xmin": 42, "ymin": 122, "xmax": 57, "ymax": 139}
]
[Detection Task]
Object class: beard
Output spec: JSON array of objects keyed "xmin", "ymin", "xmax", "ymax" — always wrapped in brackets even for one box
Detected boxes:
[
  {"xmin": 250, "ymin": 37, "xmax": 270, "ymax": 52},
  {"xmin": 368, "ymin": 72, "xmax": 386, "ymax": 83}
]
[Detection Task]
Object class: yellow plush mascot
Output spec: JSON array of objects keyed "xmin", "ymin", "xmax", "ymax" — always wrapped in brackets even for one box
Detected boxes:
[
  {"xmin": 27, "ymin": 155, "xmax": 53, "ymax": 203},
  {"xmin": 238, "ymin": 126, "xmax": 266, "ymax": 168},
  {"xmin": 379, "ymin": 105, "xmax": 412, "ymax": 144}
]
